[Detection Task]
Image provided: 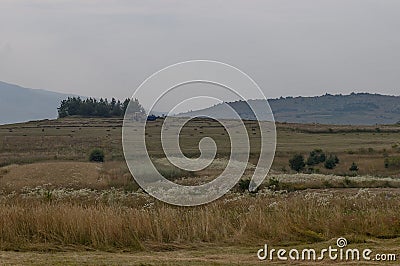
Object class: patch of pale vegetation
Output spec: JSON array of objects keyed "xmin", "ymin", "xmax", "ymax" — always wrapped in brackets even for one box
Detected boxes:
[
  {"xmin": 0, "ymin": 186, "xmax": 400, "ymax": 252},
  {"xmin": 270, "ymin": 173, "xmax": 400, "ymax": 184}
]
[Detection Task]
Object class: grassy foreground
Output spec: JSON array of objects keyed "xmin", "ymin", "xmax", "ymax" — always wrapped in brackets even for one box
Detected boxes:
[
  {"xmin": 1, "ymin": 187, "xmax": 399, "ymax": 250},
  {"xmin": 1, "ymin": 187, "xmax": 400, "ymax": 265},
  {"xmin": 0, "ymin": 118, "xmax": 400, "ymax": 265}
]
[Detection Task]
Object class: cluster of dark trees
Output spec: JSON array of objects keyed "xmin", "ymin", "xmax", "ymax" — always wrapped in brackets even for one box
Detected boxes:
[
  {"xmin": 289, "ymin": 149, "xmax": 342, "ymax": 172},
  {"xmin": 58, "ymin": 97, "xmax": 145, "ymax": 118}
]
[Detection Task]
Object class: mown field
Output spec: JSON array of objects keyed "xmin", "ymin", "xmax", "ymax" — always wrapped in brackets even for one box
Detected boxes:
[
  {"xmin": 1, "ymin": 117, "xmax": 400, "ymax": 176},
  {"xmin": 0, "ymin": 117, "xmax": 400, "ymax": 265}
]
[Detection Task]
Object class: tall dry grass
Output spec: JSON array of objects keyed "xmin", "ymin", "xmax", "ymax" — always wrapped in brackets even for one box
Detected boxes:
[{"xmin": 0, "ymin": 188, "xmax": 399, "ymax": 251}]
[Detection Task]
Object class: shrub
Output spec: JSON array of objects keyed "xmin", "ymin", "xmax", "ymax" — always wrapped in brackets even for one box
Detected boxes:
[
  {"xmin": 289, "ymin": 154, "xmax": 305, "ymax": 172},
  {"xmin": 349, "ymin": 162, "xmax": 359, "ymax": 172},
  {"xmin": 324, "ymin": 154, "xmax": 339, "ymax": 169},
  {"xmin": 306, "ymin": 149, "xmax": 326, "ymax": 166},
  {"xmin": 89, "ymin": 148, "xmax": 105, "ymax": 162},
  {"xmin": 333, "ymin": 155, "xmax": 339, "ymax": 164},
  {"xmin": 324, "ymin": 159, "xmax": 335, "ymax": 169},
  {"xmin": 267, "ymin": 177, "xmax": 280, "ymax": 191},
  {"xmin": 238, "ymin": 179, "xmax": 251, "ymax": 192}
]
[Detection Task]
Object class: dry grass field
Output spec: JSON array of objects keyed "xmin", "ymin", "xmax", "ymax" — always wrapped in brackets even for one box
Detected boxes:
[
  {"xmin": 0, "ymin": 117, "xmax": 400, "ymax": 265},
  {"xmin": 1, "ymin": 118, "xmax": 399, "ymax": 176}
]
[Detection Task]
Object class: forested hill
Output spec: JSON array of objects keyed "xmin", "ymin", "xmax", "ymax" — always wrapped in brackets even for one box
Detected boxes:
[{"xmin": 178, "ymin": 93, "xmax": 400, "ymax": 125}]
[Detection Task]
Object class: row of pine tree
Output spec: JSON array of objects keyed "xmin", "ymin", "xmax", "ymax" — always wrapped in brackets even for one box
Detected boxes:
[{"xmin": 57, "ymin": 97, "xmax": 145, "ymax": 118}]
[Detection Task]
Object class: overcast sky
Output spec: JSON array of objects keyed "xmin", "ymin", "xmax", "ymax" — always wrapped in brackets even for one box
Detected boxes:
[{"xmin": 1, "ymin": 0, "xmax": 399, "ymax": 103}]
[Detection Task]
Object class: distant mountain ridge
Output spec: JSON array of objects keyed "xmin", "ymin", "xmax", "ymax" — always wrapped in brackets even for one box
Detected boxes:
[
  {"xmin": 1, "ymin": 81, "xmax": 399, "ymax": 126},
  {"xmin": 178, "ymin": 93, "xmax": 400, "ymax": 125},
  {"xmin": 0, "ymin": 81, "xmax": 78, "ymax": 125}
]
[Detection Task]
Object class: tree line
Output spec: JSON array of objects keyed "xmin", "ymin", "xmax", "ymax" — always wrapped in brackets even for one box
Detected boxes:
[{"xmin": 58, "ymin": 97, "xmax": 145, "ymax": 118}]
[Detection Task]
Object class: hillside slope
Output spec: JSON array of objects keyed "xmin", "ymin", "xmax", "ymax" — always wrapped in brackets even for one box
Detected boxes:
[
  {"xmin": 178, "ymin": 93, "xmax": 400, "ymax": 125},
  {"xmin": 0, "ymin": 81, "xmax": 76, "ymax": 125}
]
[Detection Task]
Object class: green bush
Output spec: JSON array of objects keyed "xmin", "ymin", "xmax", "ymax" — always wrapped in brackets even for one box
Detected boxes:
[
  {"xmin": 349, "ymin": 162, "xmax": 359, "ymax": 172},
  {"xmin": 333, "ymin": 155, "xmax": 339, "ymax": 164},
  {"xmin": 89, "ymin": 148, "xmax": 105, "ymax": 162},
  {"xmin": 306, "ymin": 149, "xmax": 326, "ymax": 166},
  {"xmin": 289, "ymin": 154, "xmax": 305, "ymax": 172},
  {"xmin": 324, "ymin": 154, "xmax": 339, "ymax": 169}
]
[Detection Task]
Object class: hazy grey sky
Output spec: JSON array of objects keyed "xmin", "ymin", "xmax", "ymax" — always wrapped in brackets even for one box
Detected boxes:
[{"xmin": 1, "ymin": 0, "xmax": 399, "ymax": 102}]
